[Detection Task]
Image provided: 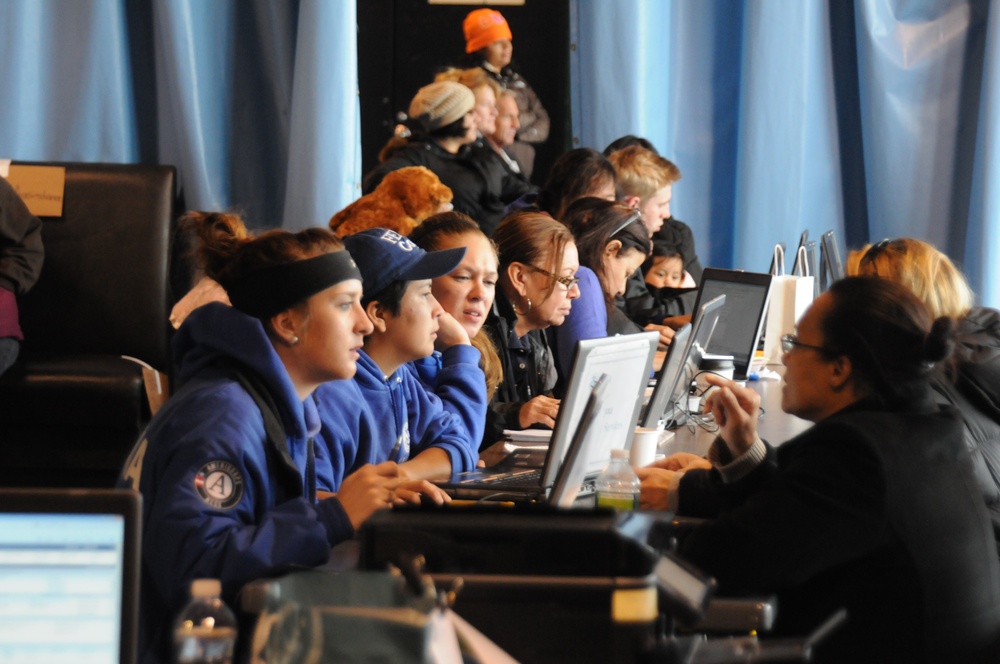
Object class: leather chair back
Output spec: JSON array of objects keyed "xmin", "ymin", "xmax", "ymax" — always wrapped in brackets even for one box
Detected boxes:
[{"xmin": 18, "ymin": 163, "xmax": 175, "ymax": 369}]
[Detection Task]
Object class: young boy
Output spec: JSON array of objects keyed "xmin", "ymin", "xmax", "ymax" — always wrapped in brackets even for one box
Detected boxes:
[
  {"xmin": 608, "ymin": 145, "xmax": 702, "ymax": 328},
  {"xmin": 314, "ymin": 228, "xmax": 485, "ymax": 485}
]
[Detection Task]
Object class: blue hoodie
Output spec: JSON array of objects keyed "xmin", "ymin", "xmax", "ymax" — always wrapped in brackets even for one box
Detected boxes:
[
  {"xmin": 411, "ymin": 344, "xmax": 488, "ymax": 447},
  {"xmin": 117, "ymin": 303, "xmax": 353, "ymax": 663},
  {"xmin": 315, "ymin": 349, "xmax": 482, "ymax": 485}
]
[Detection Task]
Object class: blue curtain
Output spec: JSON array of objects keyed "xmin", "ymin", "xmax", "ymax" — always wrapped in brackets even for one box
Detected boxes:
[
  {"xmin": 572, "ymin": 0, "xmax": 998, "ymax": 308},
  {"xmin": 0, "ymin": 0, "xmax": 995, "ymax": 306}
]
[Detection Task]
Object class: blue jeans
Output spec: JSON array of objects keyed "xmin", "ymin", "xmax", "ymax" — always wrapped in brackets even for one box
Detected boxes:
[{"xmin": 0, "ymin": 337, "xmax": 19, "ymax": 377}]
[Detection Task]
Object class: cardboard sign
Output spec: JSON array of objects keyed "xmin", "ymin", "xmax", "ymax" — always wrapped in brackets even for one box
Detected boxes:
[{"xmin": 4, "ymin": 165, "xmax": 66, "ymax": 216}]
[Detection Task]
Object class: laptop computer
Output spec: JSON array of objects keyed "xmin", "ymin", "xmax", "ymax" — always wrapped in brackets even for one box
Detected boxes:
[
  {"xmin": 437, "ymin": 331, "xmax": 659, "ymax": 501},
  {"xmin": 0, "ymin": 488, "xmax": 141, "ymax": 664},
  {"xmin": 690, "ymin": 268, "xmax": 773, "ymax": 381},
  {"xmin": 640, "ymin": 323, "xmax": 692, "ymax": 428},
  {"xmin": 640, "ymin": 294, "xmax": 726, "ymax": 429}
]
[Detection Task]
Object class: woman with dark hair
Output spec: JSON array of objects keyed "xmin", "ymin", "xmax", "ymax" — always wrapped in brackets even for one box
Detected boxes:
[
  {"xmin": 551, "ymin": 198, "xmax": 653, "ymax": 378},
  {"xmin": 118, "ymin": 212, "xmax": 447, "ymax": 662},
  {"xmin": 638, "ymin": 277, "xmax": 1000, "ymax": 663},
  {"xmin": 481, "ymin": 212, "xmax": 580, "ymax": 447},
  {"xmin": 535, "ymin": 147, "xmax": 618, "ymax": 220},
  {"xmin": 364, "ymin": 80, "xmax": 525, "ymax": 235}
]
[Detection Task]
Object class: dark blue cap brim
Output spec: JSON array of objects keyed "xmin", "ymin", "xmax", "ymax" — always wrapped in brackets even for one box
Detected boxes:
[{"xmin": 398, "ymin": 246, "xmax": 466, "ymax": 282}]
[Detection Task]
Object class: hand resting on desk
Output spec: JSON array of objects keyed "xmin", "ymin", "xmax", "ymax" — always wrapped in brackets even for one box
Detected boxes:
[
  {"xmin": 316, "ymin": 461, "xmax": 451, "ymax": 530},
  {"xmin": 636, "ymin": 453, "xmax": 711, "ymax": 511},
  {"xmin": 651, "ymin": 452, "xmax": 712, "ymax": 472},
  {"xmin": 519, "ymin": 394, "xmax": 560, "ymax": 429}
]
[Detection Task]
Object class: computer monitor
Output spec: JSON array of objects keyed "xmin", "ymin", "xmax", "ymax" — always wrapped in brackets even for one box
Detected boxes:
[
  {"xmin": 690, "ymin": 269, "xmax": 773, "ymax": 381},
  {"xmin": 658, "ymin": 295, "xmax": 725, "ymax": 429},
  {"xmin": 0, "ymin": 488, "xmax": 141, "ymax": 664},
  {"xmin": 640, "ymin": 324, "xmax": 692, "ymax": 428},
  {"xmin": 549, "ymin": 373, "xmax": 607, "ymax": 508}
]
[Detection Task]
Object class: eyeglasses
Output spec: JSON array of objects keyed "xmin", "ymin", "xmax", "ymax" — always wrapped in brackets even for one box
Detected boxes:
[
  {"xmin": 610, "ymin": 209, "xmax": 643, "ymax": 237},
  {"xmin": 529, "ymin": 265, "xmax": 580, "ymax": 290},
  {"xmin": 780, "ymin": 334, "xmax": 829, "ymax": 354}
]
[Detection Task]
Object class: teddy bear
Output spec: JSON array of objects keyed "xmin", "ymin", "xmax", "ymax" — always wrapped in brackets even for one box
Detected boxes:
[{"xmin": 329, "ymin": 166, "xmax": 453, "ymax": 237}]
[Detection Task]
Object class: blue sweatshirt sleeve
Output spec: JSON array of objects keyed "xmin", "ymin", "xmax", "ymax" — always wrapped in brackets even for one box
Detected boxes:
[
  {"xmin": 410, "ymin": 345, "xmax": 487, "ymax": 448},
  {"xmin": 401, "ymin": 367, "xmax": 479, "ymax": 473}
]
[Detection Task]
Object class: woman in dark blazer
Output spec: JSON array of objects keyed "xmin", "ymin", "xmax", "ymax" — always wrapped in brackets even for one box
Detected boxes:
[{"xmin": 638, "ymin": 277, "xmax": 1000, "ymax": 663}]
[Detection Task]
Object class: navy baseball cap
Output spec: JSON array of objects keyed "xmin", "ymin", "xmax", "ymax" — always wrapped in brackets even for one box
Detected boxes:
[{"xmin": 343, "ymin": 228, "xmax": 466, "ymax": 297}]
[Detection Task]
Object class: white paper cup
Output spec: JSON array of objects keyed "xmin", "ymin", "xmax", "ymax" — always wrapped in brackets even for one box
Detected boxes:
[{"xmin": 631, "ymin": 427, "xmax": 660, "ymax": 467}]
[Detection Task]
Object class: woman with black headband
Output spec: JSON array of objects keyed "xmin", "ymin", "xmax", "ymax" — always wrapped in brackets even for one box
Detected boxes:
[{"xmin": 117, "ymin": 212, "xmax": 448, "ymax": 663}]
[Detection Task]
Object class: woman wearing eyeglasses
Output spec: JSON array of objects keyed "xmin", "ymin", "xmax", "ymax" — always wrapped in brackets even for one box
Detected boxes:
[
  {"xmin": 637, "ymin": 277, "xmax": 1000, "ymax": 663},
  {"xmin": 550, "ymin": 197, "xmax": 652, "ymax": 381},
  {"xmin": 481, "ymin": 212, "xmax": 580, "ymax": 447}
]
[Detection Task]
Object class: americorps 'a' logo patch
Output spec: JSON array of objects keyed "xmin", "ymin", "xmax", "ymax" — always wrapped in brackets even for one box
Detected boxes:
[{"xmin": 194, "ymin": 460, "xmax": 244, "ymax": 509}]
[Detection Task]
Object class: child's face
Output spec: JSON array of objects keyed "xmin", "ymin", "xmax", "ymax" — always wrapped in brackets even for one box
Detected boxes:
[{"xmin": 645, "ymin": 255, "xmax": 684, "ymax": 289}]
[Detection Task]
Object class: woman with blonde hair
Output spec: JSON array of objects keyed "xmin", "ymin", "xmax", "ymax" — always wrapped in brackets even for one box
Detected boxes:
[
  {"xmin": 854, "ymin": 237, "xmax": 973, "ymax": 318},
  {"xmin": 855, "ymin": 237, "xmax": 1000, "ymax": 559}
]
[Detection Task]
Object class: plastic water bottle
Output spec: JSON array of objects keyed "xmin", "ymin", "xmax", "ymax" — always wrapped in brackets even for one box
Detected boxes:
[
  {"xmin": 595, "ymin": 449, "xmax": 641, "ymax": 510},
  {"xmin": 174, "ymin": 579, "xmax": 238, "ymax": 664}
]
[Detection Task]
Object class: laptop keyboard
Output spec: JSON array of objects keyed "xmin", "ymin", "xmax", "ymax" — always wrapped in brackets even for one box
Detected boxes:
[{"xmin": 460, "ymin": 468, "xmax": 542, "ymax": 487}]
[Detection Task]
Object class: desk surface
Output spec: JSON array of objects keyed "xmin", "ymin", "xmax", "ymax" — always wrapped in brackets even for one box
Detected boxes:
[{"xmin": 660, "ymin": 365, "xmax": 812, "ymax": 458}]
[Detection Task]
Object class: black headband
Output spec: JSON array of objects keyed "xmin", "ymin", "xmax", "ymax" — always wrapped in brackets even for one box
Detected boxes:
[{"xmin": 225, "ymin": 251, "xmax": 362, "ymax": 319}]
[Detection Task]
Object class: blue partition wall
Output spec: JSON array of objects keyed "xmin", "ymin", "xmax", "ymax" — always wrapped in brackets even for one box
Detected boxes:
[{"xmin": 0, "ymin": 0, "xmax": 995, "ymax": 306}]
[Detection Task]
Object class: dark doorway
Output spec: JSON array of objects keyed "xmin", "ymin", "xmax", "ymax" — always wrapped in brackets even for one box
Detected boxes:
[{"xmin": 357, "ymin": 0, "xmax": 571, "ymax": 186}]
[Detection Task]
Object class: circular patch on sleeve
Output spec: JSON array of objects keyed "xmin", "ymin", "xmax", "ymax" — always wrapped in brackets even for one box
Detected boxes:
[{"xmin": 194, "ymin": 460, "xmax": 245, "ymax": 510}]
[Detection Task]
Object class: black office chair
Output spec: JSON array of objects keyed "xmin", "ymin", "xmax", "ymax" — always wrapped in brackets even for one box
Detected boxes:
[{"xmin": 0, "ymin": 162, "xmax": 177, "ymax": 488}]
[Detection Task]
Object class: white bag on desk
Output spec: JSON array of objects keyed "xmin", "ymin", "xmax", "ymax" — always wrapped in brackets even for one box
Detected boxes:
[{"xmin": 763, "ymin": 245, "xmax": 814, "ymax": 364}]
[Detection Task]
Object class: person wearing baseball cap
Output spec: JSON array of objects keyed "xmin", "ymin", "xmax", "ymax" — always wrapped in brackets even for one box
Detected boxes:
[
  {"xmin": 458, "ymin": 7, "xmax": 550, "ymax": 181},
  {"xmin": 314, "ymin": 228, "xmax": 487, "ymax": 483}
]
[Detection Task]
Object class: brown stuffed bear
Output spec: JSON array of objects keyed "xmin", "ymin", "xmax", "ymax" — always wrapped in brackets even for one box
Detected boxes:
[{"xmin": 329, "ymin": 166, "xmax": 453, "ymax": 237}]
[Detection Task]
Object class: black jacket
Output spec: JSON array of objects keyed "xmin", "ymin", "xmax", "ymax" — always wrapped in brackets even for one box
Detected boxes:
[
  {"xmin": 677, "ymin": 396, "xmax": 1000, "ymax": 663},
  {"xmin": 933, "ymin": 306, "xmax": 1000, "ymax": 557},
  {"xmin": 481, "ymin": 289, "xmax": 556, "ymax": 449},
  {"xmin": 364, "ymin": 139, "xmax": 531, "ymax": 236},
  {"xmin": 0, "ymin": 176, "xmax": 44, "ymax": 295}
]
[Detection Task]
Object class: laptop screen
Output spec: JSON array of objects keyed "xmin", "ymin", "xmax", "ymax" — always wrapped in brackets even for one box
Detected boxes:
[
  {"xmin": 543, "ymin": 331, "xmax": 659, "ymax": 486},
  {"xmin": 691, "ymin": 269, "xmax": 772, "ymax": 380},
  {"xmin": 0, "ymin": 489, "xmax": 140, "ymax": 664},
  {"xmin": 640, "ymin": 323, "xmax": 692, "ymax": 428}
]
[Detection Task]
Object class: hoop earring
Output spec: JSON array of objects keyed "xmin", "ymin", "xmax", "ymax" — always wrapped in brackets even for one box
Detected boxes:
[{"xmin": 512, "ymin": 297, "xmax": 532, "ymax": 316}]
